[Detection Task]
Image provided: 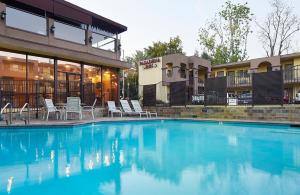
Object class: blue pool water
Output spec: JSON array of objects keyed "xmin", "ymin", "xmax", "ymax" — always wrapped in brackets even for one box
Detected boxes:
[{"xmin": 1, "ymin": 120, "xmax": 300, "ymax": 195}]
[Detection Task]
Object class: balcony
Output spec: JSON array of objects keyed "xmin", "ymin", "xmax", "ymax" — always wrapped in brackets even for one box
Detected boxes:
[
  {"xmin": 0, "ymin": 3, "xmax": 129, "ymax": 69},
  {"xmin": 227, "ymin": 75, "xmax": 252, "ymax": 88},
  {"xmin": 283, "ymin": 67, "xmax": 300, "ymax": 84}
]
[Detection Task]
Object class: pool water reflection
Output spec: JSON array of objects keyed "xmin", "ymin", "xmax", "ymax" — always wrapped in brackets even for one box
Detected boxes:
[{"xmin": 0, "ymin": 120, "xmax": 300, "ymax": 195}]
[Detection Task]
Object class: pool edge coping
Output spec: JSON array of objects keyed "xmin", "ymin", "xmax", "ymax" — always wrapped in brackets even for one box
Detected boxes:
[{"xmin": 1, "ymin": 117, "xmax": 300, "ymax": 129}]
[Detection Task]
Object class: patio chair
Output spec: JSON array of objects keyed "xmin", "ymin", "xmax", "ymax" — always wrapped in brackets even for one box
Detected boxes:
[
  {"xmin": 120, "ymin": 100, "xmax": 147, "ymax": 118},
  {"xmin": 82, "ymin": 99, "xmax": 97, "ymax": 119},
  {"xmin": 131, "ymin": 100, "xmax": 158, "ymax": 118},
  {"xmin": 107, "ymin": 101, "xmax": 122, "ymax": 117},
  {"xmin": 65, "ymin": 97, "xmax": 82, "ymax": 120},
  {"xmin": 44, "ymin": 99, "xmax": 63, "ymax": 121}
]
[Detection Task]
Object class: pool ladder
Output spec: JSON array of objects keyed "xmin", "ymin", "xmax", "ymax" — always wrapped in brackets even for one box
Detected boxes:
[
  {"xmin": 0, "ymin": 103, "xmax": 30, "ymax": 125},
  {"xmin": 1, "ymin": 103, "xmax": 13, "ymax": 125},
  {"xmin": 20, "ymin": 103, "xmax": 30, "ymax": 125}
]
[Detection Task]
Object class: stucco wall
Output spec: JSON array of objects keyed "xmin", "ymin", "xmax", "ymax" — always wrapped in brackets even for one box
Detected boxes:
[
  {"xmin": 294, "ymin": 57, "xmax": 300, "ymax": 65},
  {"xmin": 139, "ymin": 57, "xmax": 163, "ymax": 86}
]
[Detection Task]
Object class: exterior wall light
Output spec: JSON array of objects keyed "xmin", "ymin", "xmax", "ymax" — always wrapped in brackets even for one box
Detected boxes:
[
  {"xmin": 1, "ymin": 11, "xmax": 6, "ymax": 20},
  {"xmin": 89, "ymin": 36, "xmax": 93, "ymax": 44},
  {"xmin": 50, "ymin": 25, "xmax": 55, "ymax": 33}
]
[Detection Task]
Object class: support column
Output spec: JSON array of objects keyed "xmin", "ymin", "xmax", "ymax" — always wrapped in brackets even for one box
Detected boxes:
[
  {"xmin": 54, "ymin": 59, "xmax": 58, "ymax": 103},
  {"xmin": 80, "ymin": 63, "xmax": 84, "ymax": 102},
  {"xmin": 25, "ymin": 54, "xmax": 29, "ymax": 104}
]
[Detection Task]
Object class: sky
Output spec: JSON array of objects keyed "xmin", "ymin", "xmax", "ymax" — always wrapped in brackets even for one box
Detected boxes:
[{"xmin": 66, "ymin": 0, "xmax": 300, "ymax": 59}]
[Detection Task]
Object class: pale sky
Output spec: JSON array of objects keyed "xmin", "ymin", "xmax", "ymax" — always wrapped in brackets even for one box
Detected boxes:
[{"xmin": 67, "ymin": 0, "xmax": 300, "ymax": 59}]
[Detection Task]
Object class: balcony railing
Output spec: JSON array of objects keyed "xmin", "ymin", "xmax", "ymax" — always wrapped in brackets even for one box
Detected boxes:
[
  {"xmin": 283, "ymin": 67, "xmax": 300, "ymax": 84},
  {"xmin": 226, "ymin": 68, "xmax": 300, "ymax": 88},
  {"xmin": 227, "ymin": 75, "xmax": 252, "ymax": 88}
]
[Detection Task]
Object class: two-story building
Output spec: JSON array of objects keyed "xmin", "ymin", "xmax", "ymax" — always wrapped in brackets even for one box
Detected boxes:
[
  {"xmin": 139, "ymin": 52, "xmax": 300, "ymax": 105},
  {"xmin": 0, "ymin": 0, "xmax": 129, "ymax": 108},
  {"xmin": 211, "ymin": 53, "xmax": 300, "ymax": 102}
]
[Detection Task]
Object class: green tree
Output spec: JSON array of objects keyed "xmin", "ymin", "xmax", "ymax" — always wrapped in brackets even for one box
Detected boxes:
[
  {"xmin": 121, "ymin": 51, "xmax": 146, "ymax": 99},
  {"xmin": 144, "ymin": 36, "xmax": 184, "ymax": 58},
  {"xmin": 198, "ymin": 1, "xmax": 252, "ymax": 65}
]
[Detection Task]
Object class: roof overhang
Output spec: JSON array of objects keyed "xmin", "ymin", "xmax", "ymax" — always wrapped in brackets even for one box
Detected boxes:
[{"xmin": 1, "ymin": 0, "xmax": 127, "ymax": 34}]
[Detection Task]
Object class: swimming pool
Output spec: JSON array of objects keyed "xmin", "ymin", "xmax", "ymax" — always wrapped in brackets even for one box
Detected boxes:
[{"xmin": 0, "ymin": 120, "xmax": 300, "ymax": 195}]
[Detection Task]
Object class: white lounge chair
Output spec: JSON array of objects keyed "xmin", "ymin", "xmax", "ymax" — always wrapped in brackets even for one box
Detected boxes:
[
  {"xmin": 44, "ymin": 99, "xmax": 63, "ymax": 121},
  {"xmin": 65, "ymin": 97, "xmax": 82, "ymax": 120},
  {"xmin": 131, "ymin": 100, "xmax": 158, "ymax": 118},
  {"xmin": 120, "ymin": 100, "xmax": 147, "ymax": 118},
  {"xmin": 107, "ymin": 101, "xmax": 122, "ymax": 117},
  {"xmin": 82, "ymin": 99, "xmax": 97, "ymax": 119}
]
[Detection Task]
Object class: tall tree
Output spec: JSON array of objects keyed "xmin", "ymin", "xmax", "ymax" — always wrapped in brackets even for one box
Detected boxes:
[
  {"xmin": 256, "ymin": 0, "xmax": 300, "ymax": 57},
  {"xmin": 198, "ymin": 1, "xmax": 252, "ymax": 65},
  {"xmin": 144, "ymin": 36, "xmax": 184, "ymax": 58}
]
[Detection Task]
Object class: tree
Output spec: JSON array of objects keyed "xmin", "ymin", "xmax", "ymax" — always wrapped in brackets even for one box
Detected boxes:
[
  {"xmin": 198, "ymin": 1, "xmax": 252, "ymax": 65},
  {"xmin": 256, "ymin": 0, "xmax": 300, "ymax": 57},
  {"xmin": 144, "ymin": 36, "xmax": 184, "ymax": 58},
  {"xmin": 121, "ymin": 51, "xmax": 145, "ymax": 99}
]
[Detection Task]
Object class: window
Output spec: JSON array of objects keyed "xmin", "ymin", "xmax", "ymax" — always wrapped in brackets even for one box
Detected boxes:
[
  {"xmin": 237, "ymin": 70, "xmax": 249, "ymax": 77},
  {"xmin": 6, "ymin": 7, "xmax": 46, "ymax": 35},
  {"xmin": 179, "ymin": 63, "xmax": 186, "ymax": 78},
  {"xmin": 0, "ymin": 51, "xmax": 26, "ymax": 80},
  {"xmin": 227, "ymin": 71, "xmax": 235, "ymax": 77},
  {"xmin": 92, "ymin": 32, "xmax": 116, "ymax": 52},
  {"xmin": 54, "ymin": 21, "xmax": 86, "ymax": 44},
  {"xmin": 217, "ymin": 71, "xmax": 224, "ymax": 77},
  {"xmin": 57, "ymin": 60, "xmax": 81, "ymax": 100},
  {"xmin": 166, "ymin": 63, "xmax": 173, "ymax": 77},
  {"xmin": 102, "ymin": 68, "xmax": 118, "ymax": 104},
  {"xmin": 28, "ymin": 56, "xmax": 54, "ymax": 81}
]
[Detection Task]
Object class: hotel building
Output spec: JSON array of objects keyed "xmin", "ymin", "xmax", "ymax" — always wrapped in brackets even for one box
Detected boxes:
[
  {"xmin": 0, "ymin": 0, "xmax": 129, "ymax": 109},
  {"xmin": 139, "ymin": 53, "xmax": 300, "ymax": 105},
  {"xmin": 139, "ymin": 54, "xmax": 211, "ymax": 105},
  {"xmin": 211, "ymin": 53, "xmax": 300, "ymax": 103}
]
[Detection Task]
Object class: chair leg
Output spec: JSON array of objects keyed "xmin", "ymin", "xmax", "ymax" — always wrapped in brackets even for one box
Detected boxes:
[{"xmin": 46, "ymin": 112, "xmax": 49, "ymax": 121}]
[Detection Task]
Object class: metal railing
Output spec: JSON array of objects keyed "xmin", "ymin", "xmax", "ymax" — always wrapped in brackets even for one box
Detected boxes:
[
  {"xmin": 0, "ymin": 79, "xmax": 100, "ymax": 119},
  {"xmin": 20, "ymin": 103, "xmax": 30, "ymax": 125},
  {"xmin": 0, "ymin": 103, "xmax": 13, "ymax": 125},
  {"xmin": 226, "ymin": 67, "xmax": 300, "ymax": 88},
  {"xmin": 227, "ymin": 75, "xmax": 252, "ymax": 88},
  {"xmin": 283, "ymin": 67, "xmax": 300, "ymax": 84}
]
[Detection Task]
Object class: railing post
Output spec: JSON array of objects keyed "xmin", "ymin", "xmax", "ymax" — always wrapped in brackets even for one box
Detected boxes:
[{"xmin": 35, "ymin": 81, "xmax": 39, "ymax": 119}]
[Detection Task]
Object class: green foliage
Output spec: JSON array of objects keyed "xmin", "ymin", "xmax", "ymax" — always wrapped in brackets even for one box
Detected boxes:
[
  {"xmin": 198, "ymin": 0, "xmax": 253, "ymax": 65},
  {"xmin": 144, "ymin": 36, "xmax": 184, "ymax": 58}
]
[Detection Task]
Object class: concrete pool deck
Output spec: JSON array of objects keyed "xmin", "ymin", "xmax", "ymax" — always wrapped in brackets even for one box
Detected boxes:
[{"xmin": 1, "ymin": 117, "xmax": 300, "ymax": 128}]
